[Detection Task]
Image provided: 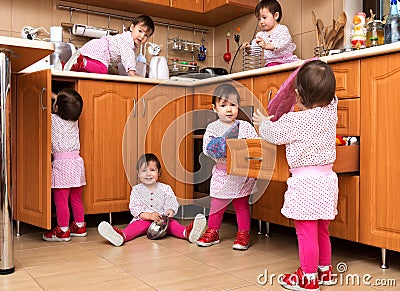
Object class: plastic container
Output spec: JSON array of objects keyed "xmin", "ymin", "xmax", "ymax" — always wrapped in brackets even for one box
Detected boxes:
[
  {"xmin": 179, "ymin": 61, "xmax": 189, "ymax": 72},
  {"xmin": 366, "ymin": 20, "xmax": 384, "ymax": 47}
]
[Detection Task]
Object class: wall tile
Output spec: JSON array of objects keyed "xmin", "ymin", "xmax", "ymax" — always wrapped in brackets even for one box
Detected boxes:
[{"xmin": 0, "ymin": 0, "xmax": 12, "ymax": 36}]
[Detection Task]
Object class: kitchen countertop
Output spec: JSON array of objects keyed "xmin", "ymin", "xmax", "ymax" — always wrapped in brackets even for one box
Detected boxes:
[
  {"xmin": 47, "ymin": 41, "xmax": 400, "ymax": 85},
  {"xmin": 0, "ymin": 36, "xmax": 54, "ymax": 72}
]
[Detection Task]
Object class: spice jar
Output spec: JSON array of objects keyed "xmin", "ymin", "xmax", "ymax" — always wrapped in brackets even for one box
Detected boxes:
[
  {"xmin": 171, "ymin": 58, "xmax": 179, "ymax": 72},
  {"xmin": 366, "ymin": 20, "xmax": 384, "ymax": 47}
]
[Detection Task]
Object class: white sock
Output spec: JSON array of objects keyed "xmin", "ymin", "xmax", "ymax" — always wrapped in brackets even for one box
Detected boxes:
[
  {"xmin": 60, "ymin": 226, "xmax": 69, "ymax": 232},
  {"xmin": 304, "ymin": 273, "xmax": 317, "ymax": 280},
  {"xmin": 76, "ymin": 222, "xmax": 85, "ymax": 227},
  {"xmin": 318, "ymin": 265, "xmax": 330, "ymax": 272}
]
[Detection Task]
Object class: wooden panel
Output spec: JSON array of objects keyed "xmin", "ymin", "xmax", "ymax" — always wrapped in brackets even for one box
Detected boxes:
[
  {"xmin": 331, "ymin": 60, "xmax": 361, "ymax": 99},
  {"xmin": 334, "ymin": 146, "xmax": 360, "ymax": 173},
  {"xmin": 329, "ymin": 175, "xmax": 359, "ymax": 241},
  {"xmin": 16, "ymin": 70, "xmax": 52, "ymax": 229},
  {"xmin": 78, "ymin": 80, "xmax": 135, "ymax": 214},
  {"xmin": 252, "ymin": 180, "xmax": 290, "ymax": 227},
  {"xmin": 337, "ymin": 98, "xmax": 360, "ymax": 136},
  {"xmin": 171, "ymin": 0, "xmax": 203, "ymax": 12},
  {"xmin": 204, "ymin": 0, "xmax": 258, "ymax": 12},
  {"xmin": 226, "ymin": 139, "xmax": 276, "ymax": 180},
  {"xmin": 360, "ymin": 55, "xmax": 400, "ymax": 251}
]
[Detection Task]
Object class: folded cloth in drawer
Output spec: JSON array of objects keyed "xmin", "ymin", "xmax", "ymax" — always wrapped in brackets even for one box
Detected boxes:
[{"xmin": 268, "ymin": 58, "xmax": 318, "ymax": 121}]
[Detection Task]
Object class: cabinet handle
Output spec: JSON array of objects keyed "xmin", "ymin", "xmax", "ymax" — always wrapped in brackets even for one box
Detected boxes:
[
  {"xmin": 40, "ymin": 87, "xmax": 47, "ymax": 111},
  {"xmin": 267, "ymin": 90, "xmax": 272, "ymax": 104},
  {"xmin": 244, "ymin": 156, "xmax": 263, "ymax": 161},
  {"xmin": 142, "ymin": 97, "xmax": 146, "ymax": 117},
  {"xmin": 133, "ymin": 98, "xmax": 137, "ymax": 117}
]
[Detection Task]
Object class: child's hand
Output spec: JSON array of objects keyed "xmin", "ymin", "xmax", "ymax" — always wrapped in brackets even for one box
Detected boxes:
[
  {"xmin": 150, "ymin": 212, "xmax": 162, "ymax": 222},
  {"xmin": 242, "ymin": 42, "xmax": 251, "ymax": 52},
  {"xmin": 165, "ymin": 209, "xmax": 175, "ymax": 218},
  {"xmin": 255, "ymin": 37, "xmax": 266, "ymax": 49},
  {"xmin": 252, "ymin": 108, "xmax": 274, "ymax": 126}
]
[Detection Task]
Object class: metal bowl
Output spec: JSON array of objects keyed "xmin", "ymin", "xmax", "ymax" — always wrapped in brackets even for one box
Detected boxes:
[{"xmin": 147, "ymin": 215, "xmax": 169, "ymax": 240}]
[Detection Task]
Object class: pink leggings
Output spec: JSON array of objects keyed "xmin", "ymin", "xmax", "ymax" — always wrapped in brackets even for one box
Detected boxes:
[
  {"xmin": 122, "ymin": 219, "xmax": 186, "ymax": 241},
  {"xmin": 53, "ymin": 187, "xmax": 85, "ymax": 227},
  {"xmin": 208, "ymin": 196, "xmax": 251, "ymax": 231},
  {"xmin": 74, "ymin": 56, "xmax": 108, "ymax": 74},
  {"xmin": 294, "ymin": 220, "xmax": 332, "ymax": 273}
]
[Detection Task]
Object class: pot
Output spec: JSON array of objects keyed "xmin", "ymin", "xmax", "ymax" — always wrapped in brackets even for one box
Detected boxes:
[{"xmin": 147, "ymin": 215, "xmax": 170, "ymax": 240}]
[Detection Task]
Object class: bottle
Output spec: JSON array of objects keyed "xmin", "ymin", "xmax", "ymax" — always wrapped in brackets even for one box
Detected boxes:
[
  {"xmin": 384, "ymin": 0, "xmax": 400, "ymax": 44},
  {"xmin": 367, "ymin": 20, "xmax": 384, "ymax": 47}
]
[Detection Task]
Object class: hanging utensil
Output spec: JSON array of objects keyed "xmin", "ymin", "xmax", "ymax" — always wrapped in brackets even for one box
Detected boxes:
[
  {"xmin": 198, "ymin": 32, "xmax": 207, "ymax": 61},
  {"xmin": 223, "ymin": 31, "xmax": 232, "ymax": 63}
]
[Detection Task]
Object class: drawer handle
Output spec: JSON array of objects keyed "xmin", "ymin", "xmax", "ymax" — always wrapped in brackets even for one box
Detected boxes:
[
  {"xmin": 40, "ymin": 87, "xmax": 47, "ymax": 111},
  {"xmin": 244, "ymin": 156, "xmax": 263, "ymax": 161},
  {"xmin": 267, "ymin": 90, "xmax": 272, "ymax": 104}
]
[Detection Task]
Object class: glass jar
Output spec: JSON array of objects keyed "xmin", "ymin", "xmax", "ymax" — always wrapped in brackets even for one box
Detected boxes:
[
  {"xmin": 171, "ymin": 58, "xmax": 179, "ymax": 72},
  {"xmin": 367, "ymin": 20, "xmax": 384, "ymax": 47}
]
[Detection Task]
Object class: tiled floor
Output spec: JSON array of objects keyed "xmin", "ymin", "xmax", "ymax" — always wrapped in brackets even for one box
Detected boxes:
[{"xmin": 1, "ymin": 214, "xmax": 399, "ymax": 291}]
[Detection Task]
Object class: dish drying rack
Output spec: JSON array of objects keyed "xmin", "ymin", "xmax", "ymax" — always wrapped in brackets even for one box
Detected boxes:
[{"xmin": 243, "ymin": 45, "xmax": 262, "ymax": 71}]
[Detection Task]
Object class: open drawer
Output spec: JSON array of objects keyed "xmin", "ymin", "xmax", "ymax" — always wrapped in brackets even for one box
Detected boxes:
[{"xmin": 227, "ymin": 139, "xmax": 360, "ymax": 179}]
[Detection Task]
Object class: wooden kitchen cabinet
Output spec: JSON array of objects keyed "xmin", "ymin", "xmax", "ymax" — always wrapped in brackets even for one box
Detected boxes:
[
  {"xmin": 203, "ymin": 0, "xmax": 258, "ymax": 13},
  {"xmin": 171, "ymin": 0, "xmax": 203, "ymax": 12},
  {"xmin": 77, "ymin": 80, "xmax": 136, "ymax": 214},
  {"xmin": 138, "ymin": 84, "xmax": 192, "ymax": 200},
  {"xmin": 16, "ymin": 70, "xmax": 52, "ymax": 229},
  {"xmin": 330, "ymin": 60, "xmax": 361, "ymax": 99},
  {"xmin": 359, "ymin": 55, "xmax": 400, "ymax": 252},
  {"xmin": 329, "ymin": 175, "xmax": 359, "ymax": 242}
]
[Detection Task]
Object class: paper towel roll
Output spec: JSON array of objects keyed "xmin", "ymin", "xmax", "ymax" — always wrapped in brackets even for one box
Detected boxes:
[
  {"xmin": 72, "ymin": 24, "xmax": 108, "ymax": 38},
  {"xmin": 50, "ymin": 26, "xmax": 63, "ymax": 42}
]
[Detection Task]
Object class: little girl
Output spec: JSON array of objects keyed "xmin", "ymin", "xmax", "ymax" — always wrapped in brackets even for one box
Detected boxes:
[
  {"xmin": 243, "ymin": 0, "xmax": 299, "ymax": 67},
  {"xmin": 253, "ymin": 60, "xmax": 338, "ymax": 290},
  {"xmin": 196, "ymin": 84, "xmax": 258, "ymax": 250},
  {"xmin": 98, "ymin": 153, "xmax": 206, "ymax": 246},
  {"xmin": 64, "ymin": 15, "xmax": 154, "ymax": 77},
  {"xmin": 43, "ymin": 88, "xmax": 86, "ymax": 242}
]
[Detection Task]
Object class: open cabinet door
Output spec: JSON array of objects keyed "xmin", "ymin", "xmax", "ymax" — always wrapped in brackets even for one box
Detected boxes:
[{"xmin": 16, "ymin": 69, "xmax": 51, "ymax": 229}]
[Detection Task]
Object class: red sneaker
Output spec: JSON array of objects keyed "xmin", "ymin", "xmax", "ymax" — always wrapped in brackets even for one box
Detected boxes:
[
  {"xmin": 98, "ymin": 221, "xmax": 125, "ymax": 246},
  {"xmin": 70, "ymin": 54, "xmax": 86, "ymax": 71},
  {"xmin": 232, "ymin": 230, "xmax": 250, "ymax": 250},
  {"xmin": 318, "ymin": 265, "xmax": 335, "ymax": 286},
  {"xmin": 278, "ymin": 267, "xmax": 320, "ymax": 291},
  {"xmin": 196, "ymin": 228, "xmax": 220, "ymax": 247},
  {"xmin": 43, "ymin": 226, "xmax": 71, "ymax": 242},
  {"xmin": 69, "ymin": 221, "xmax": 87, "ymax": 237},
  {"xmin": 185, "ymin": 213, "xmax": 206, "ymax": 243}
]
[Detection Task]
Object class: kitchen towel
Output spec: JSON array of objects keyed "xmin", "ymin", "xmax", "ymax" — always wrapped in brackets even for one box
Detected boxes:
[{"xmin": 72, "ymin": 24, "xmax": 108, "ymax": 38}]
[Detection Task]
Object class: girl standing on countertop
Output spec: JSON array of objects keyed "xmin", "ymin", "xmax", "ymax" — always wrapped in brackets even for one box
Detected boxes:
[
  {"xmin": 196, "ymin": 84, "xmax": 258, "ymax": 250},
  {"xmin": 64, "ymin": 15, "xmax": 154, "ymax": 77},
  {"xmin": 243, "ymin": 0, "xmax": 299, "ymax": 67},
  {"xmin": 253, "ymin": 60, "xmax": 338, "ymax": 291},
  {"xmin": 43, "ymin": 88, "xmax": 87, "ymax": 242}
]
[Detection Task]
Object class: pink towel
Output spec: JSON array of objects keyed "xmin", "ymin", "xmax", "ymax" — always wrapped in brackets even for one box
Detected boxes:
[{"xmin": 268, "ymin": 58, "xmax": 319, "ymax": 121}]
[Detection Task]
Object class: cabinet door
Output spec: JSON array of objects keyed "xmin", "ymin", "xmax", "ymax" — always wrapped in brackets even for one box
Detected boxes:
[
  {"xmin": 204, "ymin": 0, "xmax": 258, "ymax": 12},
  {"xmin": 171, "ymin": 0, "xmax": 203, "ymax": 12},
  {"xmin": 359, "ymin": 55, "xmax": 400, "ymax": 251},
  {"xmin": 16, "ymin": 69, "xmax": 52, "ymax": 229},
  {"xmin": 137, "ymin": 0, "xmax": 169, "ymax": 5},
  {"xmin": 253, "ymin": 71, "xmax": 291, "ymax": 115},
  {"xmin": 330, "ymin": 60, "xmax": 360, "ymax": 99},
  {"xmin": 138, "ymin": 84, "xmax": 191, "ymax": 199},
  {"xmin": 329, "ymin": 175, "xmax": 359, "ymax": 241},
  {"xmin": 77, "ymin": 80, "xmax": 136, "ymax": 214},
  {"xmin": 252, "ymin": 180, "xmax": 290, "ymax": 226}
]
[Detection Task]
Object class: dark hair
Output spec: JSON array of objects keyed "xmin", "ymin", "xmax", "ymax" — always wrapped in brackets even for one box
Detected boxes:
[
  {"xmin": 295, "ymin": 60, "xmax": 336, "ymax": 108},
  {"xmin": 212, "ymin": 83, "xmax": 241, "ymax": 106},
  {"xmin": 136, "ymin": 153, "xmax": 161, "ymax": 173},
  {"xmin": 131, "ymin": 15, "xmax": 155, "ymax": 36},
  {"xmin": 255, "ymin": 0, "xmax": 282, "ymax": 23},
  {"xmin": 55, "ymin": 88, "xmax": 83, "ymax": 121}
]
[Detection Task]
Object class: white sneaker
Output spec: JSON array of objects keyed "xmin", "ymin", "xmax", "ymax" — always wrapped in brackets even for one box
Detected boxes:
[
  {"xmin": 63, "ymin": 50, "xmax": 81, "ymax": 71},
  {"xmin": 187, "ymin": 213, "xmax": 207, "ymax": 243},
  {"xmin": 98, "ymin": 221, "xmax": 125, "ymax": 246}
]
